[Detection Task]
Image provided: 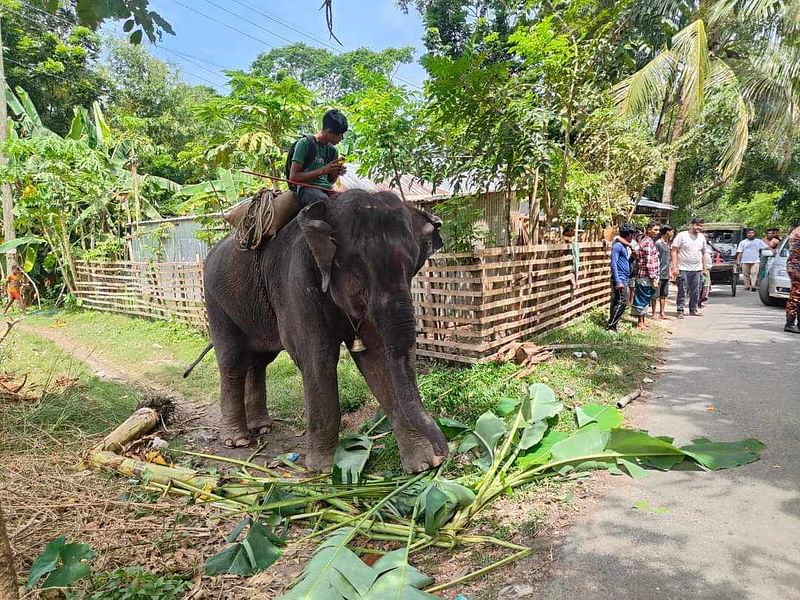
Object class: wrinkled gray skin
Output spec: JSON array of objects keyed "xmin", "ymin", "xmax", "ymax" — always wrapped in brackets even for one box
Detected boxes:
[{"xmin": 203, "ymin": 190, "xmax": 448, "ymax": 473}]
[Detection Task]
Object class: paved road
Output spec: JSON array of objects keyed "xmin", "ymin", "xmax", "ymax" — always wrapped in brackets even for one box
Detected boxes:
[{"xmin": 537, "ymin": 288, "xmax": 800, "ymax": 599}]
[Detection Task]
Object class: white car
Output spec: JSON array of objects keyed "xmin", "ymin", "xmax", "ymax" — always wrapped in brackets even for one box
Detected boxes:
[{"xmin": 759, "ymin": 236, "xmax": 792, "ymax": 305}]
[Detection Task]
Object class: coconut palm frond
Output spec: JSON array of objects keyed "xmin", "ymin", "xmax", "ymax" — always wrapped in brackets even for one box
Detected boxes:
[
  {"xmin": 673, "ymin": 19, "xmax": 711, "ymax": 117},
  {"xmin": 707, "ymin": 58, "xmax": 739, "ymax": 91},
  {"xmin": 612, "ymin": 50, "xmax": 678, "ymax": 115},
  {"xmin": 718, "ymin": 93, "xmax": 751, "ymax": 180}
]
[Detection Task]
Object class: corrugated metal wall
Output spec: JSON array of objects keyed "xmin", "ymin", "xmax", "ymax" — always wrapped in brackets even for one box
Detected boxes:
[{"xmin": 130, "ymin": 218, "xmax": 213, "ymax": 263}]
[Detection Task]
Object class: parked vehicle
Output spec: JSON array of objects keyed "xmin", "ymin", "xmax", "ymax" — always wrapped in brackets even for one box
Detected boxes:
[
  {"xmin": 703, "ymin": 222, "xmax": 745, "ymax": 296},
  {"xmin": 759, "ymin": 236, "xmax": 791, "ymax": 306}
]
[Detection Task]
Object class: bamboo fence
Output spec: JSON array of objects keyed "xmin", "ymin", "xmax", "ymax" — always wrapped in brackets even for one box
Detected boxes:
[
  {"xmin": 73, "ymin": 260, "xmax": 208, "ymax": 330},
  {"xmin": 74, "ymin": 242, "xmax": 610, "ymax": 364},
  {"xmin": 411, "ymin": 242, "xmax": 610, "ymax": 363}
]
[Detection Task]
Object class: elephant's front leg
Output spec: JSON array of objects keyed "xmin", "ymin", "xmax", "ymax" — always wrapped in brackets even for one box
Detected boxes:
[
  {"xmin": 352, "ymin": 348, "xmax": 447, "ymax": 473},
  {"xmin": 294, "ymin": 345, "xmax": 341, "ymax": 472}
]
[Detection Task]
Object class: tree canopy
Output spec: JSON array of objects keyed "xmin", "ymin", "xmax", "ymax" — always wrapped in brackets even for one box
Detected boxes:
[{"xmin": 3, "ymin": 0, "xmax": 800, "ymax": 297}]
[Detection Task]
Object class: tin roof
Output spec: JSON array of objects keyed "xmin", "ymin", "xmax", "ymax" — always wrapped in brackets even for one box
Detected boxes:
[{"xmin": 335, "ymin": 164, "xmax": 507, "ymax": 202}]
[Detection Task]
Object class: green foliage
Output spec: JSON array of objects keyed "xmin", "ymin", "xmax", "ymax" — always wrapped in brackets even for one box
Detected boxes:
[
  {"xmin": 433, "ymin": 199, "xmax": 495, "ymax": 252},
  {"xmin": 27, "ymin": 535, "xmax": 95, "ymax": 589},
  {"xmin": 204, "ymin": 518, "xmax": 286, "ymax": 576},
  {"xmin": 88, "ymin": 568, "xmax": 190, "ymax": 600},
  {"xmin": 342, "ymin": 70, "xmax": 426, "ymax": 193},
  {"xmin": 251, "ymin": 43, "xmax": 414, "ymax": 101},
  {"xmin": 333, "ymin": 434, "xmax": 374, "ymax": 484},
  {"xmin": 575, "ymin": 403, "xmax": 624, "ymax": 430},
  {"xmin": 278, "ymin": 528, "xmax": 436, "ymax": 600},
  {"xmin": 418, "ymin": 361, "xmax": 520, "ymax": 424},
  {"xmin": 103, "ymin": 38, "xmax": 217, "ymax": 185},
  {"xmin": 1, "ymin": 2, "xmax": 108, "ymax": 135},
  {"xmin": 189, "ymin": 72, "xmax": 315, "ymax": 175},
  {"xmin": 49, "ymin": 0, "xmax": 174, "ymax": 44}
]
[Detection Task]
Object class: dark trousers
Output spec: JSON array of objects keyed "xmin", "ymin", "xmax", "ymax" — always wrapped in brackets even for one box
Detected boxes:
[
  {"xmin": 297, "ymin": 186, "xmax": 333, "ymax": 208},
  {"xmin": 787, "ymin": 271, "xmax": 800, "ymax": 323},
  {"xmin": 676, "ymin": 270, "xmax": 702, "ymax": 314},
  {"xmin": 607, "ymin": 281, "xmax": 627, "ymax": 330}
]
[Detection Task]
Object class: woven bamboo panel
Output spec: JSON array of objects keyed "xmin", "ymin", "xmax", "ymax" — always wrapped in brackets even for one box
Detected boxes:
[
  {"xmin": 412, "ymin": 242, "xmax": 610, "ymax": 363},
  {"xmin": 75, "ymin": 241, "xmax": 610, "ymax": 364},
  {"xmin": 74, "ymin": 261, "xmax": 208, "ymax": 330}
]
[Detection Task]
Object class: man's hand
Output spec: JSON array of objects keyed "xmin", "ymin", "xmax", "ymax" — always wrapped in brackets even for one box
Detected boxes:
[
  {"xmin": 616, "ymin": 282, "xmax": 625, "ymax": 289},
  {"xmin": 322, "ymin": 159, "xmax": 346, "ymax": 176}
]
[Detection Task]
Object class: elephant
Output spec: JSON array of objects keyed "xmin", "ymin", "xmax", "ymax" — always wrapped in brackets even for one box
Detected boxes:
[{"xmin": 201, "ymin": 189, "xmax": 449, "ymax": 473}]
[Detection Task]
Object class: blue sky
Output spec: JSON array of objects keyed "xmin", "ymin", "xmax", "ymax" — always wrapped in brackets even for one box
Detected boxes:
[{"xmin": 138, "ymin": 0, "xmax": 427, "ymax": 91}]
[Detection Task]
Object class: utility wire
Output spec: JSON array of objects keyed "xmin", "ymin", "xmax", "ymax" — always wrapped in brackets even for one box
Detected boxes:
[
  {"xmin": 224, "ymin": 0, "xmax": 423, "ymax": 90},
  {"xmin": 21, "ymin": 0, "xmax": 422, "ymax": 90},
  {"xmin": 164, "ymin": 0, "xmax": 278, "ymax": 49},
  {"xmin": 201, "ymin": 0, "xmax": 298, "ymax": 47},
  {"xmin": 166, "ymin": 0, "xmax": 422, "ymax": 91},
  {"xmin": 228, "ymin": 0, "xmax": 342, "ymax": 52},
  {"xmin": 15, "ymin": 3, "xmax": 226, "ymax": 86}
]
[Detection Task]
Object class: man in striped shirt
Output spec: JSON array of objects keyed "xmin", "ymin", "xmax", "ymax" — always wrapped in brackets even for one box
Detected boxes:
[{"xmin": 631, "ymin": 221, "xmax": 661, "ymax": 330}]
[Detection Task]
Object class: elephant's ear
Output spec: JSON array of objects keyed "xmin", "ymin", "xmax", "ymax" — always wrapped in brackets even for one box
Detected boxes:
[
  {"xmin": 409, "ymin": 206, "xmax": 443, "ymax": 274},
  {"xmin": 298, "ymin": 201, "xmax": 336, "ymax": 293}
]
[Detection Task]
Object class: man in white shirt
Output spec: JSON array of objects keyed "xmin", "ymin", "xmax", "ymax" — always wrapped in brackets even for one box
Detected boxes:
[
  {"xmin": 736, "ymin": 228, "xmax": 769, "ymax": 291},
  {"xmin": 671, "ymin": 218, "xmax": 708, "ymax": 318}
]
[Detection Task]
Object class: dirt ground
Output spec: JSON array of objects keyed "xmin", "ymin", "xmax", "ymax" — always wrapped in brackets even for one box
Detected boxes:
[{"xmin": 2, "ymin": 320, "xmax": 653, "ymax": 598}]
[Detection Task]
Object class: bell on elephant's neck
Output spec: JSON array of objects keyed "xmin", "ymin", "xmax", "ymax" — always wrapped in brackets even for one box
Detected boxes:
[{"xmin": 350, "ymin": 337, "xmax": 367, "ymax": 353}]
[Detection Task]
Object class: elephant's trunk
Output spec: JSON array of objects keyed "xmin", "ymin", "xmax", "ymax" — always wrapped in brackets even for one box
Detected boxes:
[
  {"xmin": 368, "ymin": 291, "xmax": 447, "ymax": 466},
  {"xmin": 371, "ymin": 292, "xmax": 417, "ymax": 359}
]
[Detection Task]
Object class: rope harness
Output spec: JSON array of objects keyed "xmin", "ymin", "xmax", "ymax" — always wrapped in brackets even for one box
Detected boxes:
[{"xmin": 234, "ymin": 188, "xmax": 280, "ymax": 251}]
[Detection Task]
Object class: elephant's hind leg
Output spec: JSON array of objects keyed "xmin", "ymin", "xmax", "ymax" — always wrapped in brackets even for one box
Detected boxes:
[
  {"xmin": 245, "ymin": 352, "xmax": 279, "ymax": 435},
  {"xmin": 219, "ymin": 365, "xmax": 250, "ymax": 448}
]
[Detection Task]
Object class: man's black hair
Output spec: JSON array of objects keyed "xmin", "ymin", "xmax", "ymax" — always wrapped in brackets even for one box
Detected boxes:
[
  {"xmin": 746, "ymin": 227, "xmax": 756, "ymax": 234},
  {"xmin": 322, "ymin": 109, "xmax": 348, "ymax": 134},
  {"xmin": 659, "ymin": 224, "xmax": 673, "ymax": 236},
  {"xmin": 619, "ymin": 223, "xmax": 636, "ymax": 238},
  {"xmin": 647, "ymin": 221, "xmax": 661, "ymax": 230},
  {"xmin": 767, "ymin": 227, "xmax": 779, "ymax": 233},
  {"xmin": 691, "ymin": 217, "xmax": 704, "ymax": 225}
]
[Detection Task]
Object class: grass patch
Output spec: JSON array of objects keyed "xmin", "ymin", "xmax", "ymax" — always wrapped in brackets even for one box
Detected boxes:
[
  {"xmin": 0, "ymin": 329, "xmax": 140, "ymax": 453},
  {"xmin": 21, "ymin": 310, "xmax": 372, "ymax": 424},
  {"xmin": 418, "ymin": 308, "xmax": 662, "ymax": 427}
]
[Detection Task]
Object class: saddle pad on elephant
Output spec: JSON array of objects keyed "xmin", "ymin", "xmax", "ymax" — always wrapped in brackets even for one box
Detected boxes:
[{"xmin": 225, "ymin": 189, "xmax": 301, "ymax": 251}]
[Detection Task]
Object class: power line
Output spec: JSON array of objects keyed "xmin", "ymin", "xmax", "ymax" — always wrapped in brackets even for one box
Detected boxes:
[
  {"xmin": 223, "ymin": 0, "xmax": 422, "ymax": 90},
  {"xmin": 164, "ymin": 0, "xmax": 278, "ymax": 49},
  {"xmin": 15, "ymin": 3, "xmax": 226, "ymax": 87},
  {"xmin": 228, "ymin": 0, "xmax": 342, "ymax": 52},
  {"xmin": 22, "ymin": 0, "xmax": 422, "ymax": 90},
  {"xmin": 154, "ymin": 46, "xmax": 236, "ymax": 72},
  {"xmin": 201, "ymin": 0, "xmax": 298, "ymax": 47},
  {"xmin": 154, "ymin": 46, "xmax": 229, "ymax": 80},
  {"xmin": 166, "ymin": 0, "xmax": 422, "ymax": 91}
]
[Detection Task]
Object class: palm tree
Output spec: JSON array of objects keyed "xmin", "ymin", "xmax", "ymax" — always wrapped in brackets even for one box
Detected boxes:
[{"xmin": 614, "ymin": 0, "xmax": 800, "ymax": 205}]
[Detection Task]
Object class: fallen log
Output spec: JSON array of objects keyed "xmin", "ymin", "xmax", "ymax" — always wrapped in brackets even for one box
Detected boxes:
[{"xmin": 616, "ymin": 390, "xmax": 642, "ymax": 409}]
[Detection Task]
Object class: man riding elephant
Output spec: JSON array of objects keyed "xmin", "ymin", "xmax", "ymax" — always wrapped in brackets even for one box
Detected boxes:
[
  {"xmin": 288, "ymin": 109, "xmax": 349, "ymax": 207},
  {"xmin": 201, "ymin": 189, "xmax": 448, "ymax": 474}
]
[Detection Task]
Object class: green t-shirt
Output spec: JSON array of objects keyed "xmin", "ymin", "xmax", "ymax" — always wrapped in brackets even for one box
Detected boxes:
[{"xmin": 291, "ymin": 136, "xmax": 337, "ymax": 190}]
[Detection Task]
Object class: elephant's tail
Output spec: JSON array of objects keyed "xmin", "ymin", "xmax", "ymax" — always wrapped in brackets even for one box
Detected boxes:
[{"xmin": 183, "ymin": 342, "xmax": 214, "ymax": 378}]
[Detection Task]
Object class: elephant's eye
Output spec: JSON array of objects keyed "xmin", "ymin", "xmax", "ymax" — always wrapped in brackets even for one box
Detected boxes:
[{"xmin": 333, "ymin": 259, "xmax": 342, "ymax": 268}]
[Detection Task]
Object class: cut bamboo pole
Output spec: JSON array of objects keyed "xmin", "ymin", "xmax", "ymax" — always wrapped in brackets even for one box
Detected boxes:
[
  {"xmin": 617, "ymin": 390, "xmax": 642, "ymax": 409},
  {"xmin": 93, "ymin": 407, "xmax": 160, "ymax": 452},
  {"xmin": 90, "ymin": 451, "xmax": 220, "ymax": 493}
]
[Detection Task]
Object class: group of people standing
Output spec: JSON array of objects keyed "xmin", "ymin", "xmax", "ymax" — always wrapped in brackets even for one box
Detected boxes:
[
  {"xmin": 607, "ymin": 220, "xmax": 682, "ymax": 332},
  {"xmin": 606, "ymin": 219, "xmax": 800, "ymax": 334}
]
